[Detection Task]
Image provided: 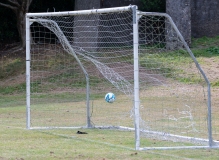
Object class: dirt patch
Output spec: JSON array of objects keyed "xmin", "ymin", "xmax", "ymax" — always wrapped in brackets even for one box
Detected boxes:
[{"xmin": 198, "ymin": 57, "xmax": 219, "ymax": 108}]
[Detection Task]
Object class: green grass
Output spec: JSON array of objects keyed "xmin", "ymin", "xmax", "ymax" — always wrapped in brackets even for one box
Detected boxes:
[
  {"xmin": 0, "ymin": 102, "xmax": 219, "ymax": 159},
  {"xmin": 192, "ymin": 47, "xmax": 219, "ymax": 58},
  {"xmin": 212, "ymin": 81, "xmax": 219, "ymax": 87},
  {"xmin": 0, "ymin": 83, "xmax": 26, "ymax": 94},
  {"xmin": 140, "ymin": 48, "xmax": 203, "ymax": 84},
  {"xmin": 0, "ymin": 94, "xmax": 25, "ymax": 108},
  {"xmin": 191, "ymin": 36, "xmax": 219, "ymax": 48},
  {"xmin": 191, "ymin": 36, "xmax": 219, "ymax": 57},
  {"xmin": 0, "ymin": 57, "xmax": 25, "ymax": 79},
  {"xmin": 1, "ymin": 37, "xmax": 219, "ymax": 159}
]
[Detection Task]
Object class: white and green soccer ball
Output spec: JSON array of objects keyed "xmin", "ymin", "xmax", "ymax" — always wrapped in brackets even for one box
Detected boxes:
[{"xmin": 105, "ymin": 92, "xmax": 115, "ymax": 103}]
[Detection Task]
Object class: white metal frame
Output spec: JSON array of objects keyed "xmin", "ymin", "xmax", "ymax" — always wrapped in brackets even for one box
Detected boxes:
[{"xmin": 25, "ymin": 5, "xmax": 219, "ymax": 150}]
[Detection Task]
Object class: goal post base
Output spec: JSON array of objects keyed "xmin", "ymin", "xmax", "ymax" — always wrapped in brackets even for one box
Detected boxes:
[{"xmin": 26, "ymin": 5, "xmax": 216, "ymax": 150}]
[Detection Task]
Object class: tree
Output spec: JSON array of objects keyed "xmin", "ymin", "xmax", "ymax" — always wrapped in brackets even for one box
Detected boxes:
[
  {"xmin": 0, "ymin": 0, "xmax": 33, "ymax": 49},
  {"xmin": 0, "ymin": 7, "xmax": 19, "ymax": 43}
]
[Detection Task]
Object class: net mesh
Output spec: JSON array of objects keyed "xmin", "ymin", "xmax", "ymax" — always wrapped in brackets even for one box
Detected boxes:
[
  {"xmin": 27, "ymin": 8, "xmax": 217, "ymax": 148},
  {"xmin": 138, "ymin": 13, "xmax": 209, "ymax": 147},
  {"xmin": 29, "ymin": 10, "xmax": 134, "ymax": 129}
]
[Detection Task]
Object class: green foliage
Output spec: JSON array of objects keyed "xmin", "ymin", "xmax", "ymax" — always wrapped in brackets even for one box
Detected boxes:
[
  {"xmin": 0, "ymin": 0, "xmax": 75, "ymax": 44},
  {"xmin": 190, "ymin": 36, "xmax": 219, "ymax": 57},
  {"xmin": 212, "ymin": 81, "xmax": 219, "ymax": 87},
  {"xmin": 140, "ymin": 0, "xmax": 166, "ymax": 12},
  {"xmin": 191, "ymin": 36, "xmax": 219, "ymax": 48},
  {"xmin": 140, "ymin": 48, "xmax": 201, "ymax": 84},
  {"xmin": 192, "ymin": 48, "xmax": 219, "ymax": 57},
  {"xmin": 0, "ymin": 83, "xmax": 26, "ymax": 95},
  {"xmin": 206, "ymin": 46, "xmax": 219, "ymax": 55},
  {"xmin": 0, "ymin": 7, "xmax": 19, "ymax": 43},
  {"xmin": 192, "ymin": 49, "xmax": 209, "ymax": 57},
  {"xmin": 0, "ymin": 58, "xmax": 25, "ymax": 79},
  {"xmin": 47, "ymin": 72, "xmax": 87, "ymax": 88}
]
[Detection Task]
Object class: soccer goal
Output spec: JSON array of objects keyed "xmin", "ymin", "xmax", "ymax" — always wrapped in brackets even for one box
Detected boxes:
[{"xmin": 26, "ymin": 5, "xmax": 219, "ymax": 150}]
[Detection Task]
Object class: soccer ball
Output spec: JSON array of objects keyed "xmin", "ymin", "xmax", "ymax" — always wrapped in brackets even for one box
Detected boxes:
[{"xmin": 105, "ymin": 92, "xmax": 115, "ymax": 103}]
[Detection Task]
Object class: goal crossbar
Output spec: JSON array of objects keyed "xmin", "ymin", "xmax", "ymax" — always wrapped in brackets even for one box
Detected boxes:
[
  {"xmin": 26, "ymin": 5, "xmax": 218, "ymax": 150},
  {"xmin": 26, "ymin": 6, "xmax": 133, "ymax": 17}
]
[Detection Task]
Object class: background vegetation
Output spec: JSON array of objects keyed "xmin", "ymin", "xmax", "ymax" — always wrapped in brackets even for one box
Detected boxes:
[
  {"xmin": 0, "ymin": 0, "xmax": 165, "ymax": 45},
  {"xmin": 0, "ymin": 1, "xmax": 219, "ymax": 159},
  {"xmin": 0, "ymin": 0, "xmax": 75, "ymax": 44}
]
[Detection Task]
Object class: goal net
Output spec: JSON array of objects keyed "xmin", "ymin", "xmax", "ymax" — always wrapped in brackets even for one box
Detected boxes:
[{"xmin": 26, "ymin": 5, "xmax": 218, "ymax": 150}]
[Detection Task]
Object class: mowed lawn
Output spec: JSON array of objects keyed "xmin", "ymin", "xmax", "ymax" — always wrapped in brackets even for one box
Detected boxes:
[
  {"xmin": 0, "ymin": 95, "xmax": 219, "ymax": 160},
  {"xmin": 1, "ymin": 36, "xmax": 219, "ymax": 159}
]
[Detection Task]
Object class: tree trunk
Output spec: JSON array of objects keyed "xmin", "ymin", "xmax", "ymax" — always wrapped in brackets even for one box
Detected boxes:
[
  {"xmin": 15, "ymin": 9, "xmax": 26, "ymax": 49},
  {"xmin": 0, "ymin": 0, "xmax": 33, "ymax": 50}
]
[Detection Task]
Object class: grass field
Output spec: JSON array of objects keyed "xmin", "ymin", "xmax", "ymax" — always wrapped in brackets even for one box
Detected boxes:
[
  {"xmin": 1, "ymin": 36, "xmax": 219, "ymax": 159},
  {"xmin": 1, "ymin": 100, "xmax": 219, "ymax": 159}
]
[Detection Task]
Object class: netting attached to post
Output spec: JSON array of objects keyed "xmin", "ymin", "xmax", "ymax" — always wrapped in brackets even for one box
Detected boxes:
[
  {"xmin": 26, "ymin": 6, "xmax": 218, "ymax": 150},
  {"xmin": 27, "ymin": 6, "xmax": 135, "ymax": 130},
  {"xmin": 137, "ymin": 11, "xmax": 217, "ymax": 149}
]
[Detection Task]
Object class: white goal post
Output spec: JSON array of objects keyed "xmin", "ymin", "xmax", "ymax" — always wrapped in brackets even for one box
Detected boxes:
[{"xmin": 26, "ymin": 5, "xmax": 219, "ymax": 150}]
